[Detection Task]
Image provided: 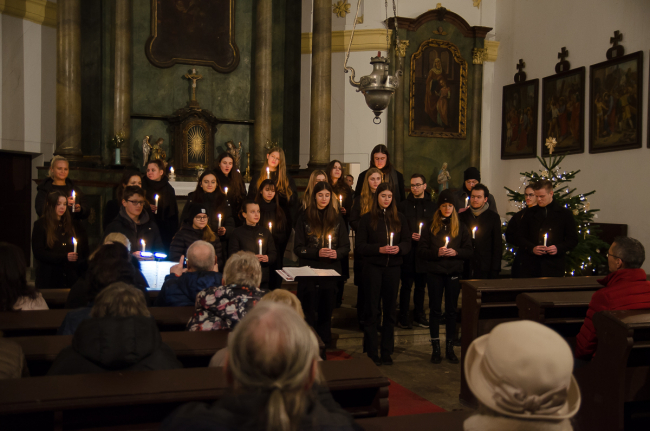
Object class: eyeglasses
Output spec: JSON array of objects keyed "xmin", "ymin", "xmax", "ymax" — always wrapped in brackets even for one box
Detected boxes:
[
  {"xmin": 127, "ymin": 200, "xmax": 145, "ymax": 206},
  {"xmin": 606, "ymin": 253, "xmax": 621, "ymax": 260},
  {"xmin": 195, "ymin": 216, "xmax": 208, "ymax": 221},
  {"xmin": 410, "ymin": 183, "xmax": 424, "ymax": 188}
]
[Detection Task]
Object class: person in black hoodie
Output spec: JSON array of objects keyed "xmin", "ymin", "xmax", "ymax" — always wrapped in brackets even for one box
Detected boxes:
[
  {"xmin": 294, "ymin": 181, "xmax": 350, "ymax": 346},
  {"xmin": 417, "ymin": 189, "xmax": 472, "ymax": 365},
  {"xmin": 453, "ymin": 167, "xmax": 498, "ymax": 215},
  {"xmin": 104, "ymin": 186, "xmax": 163, "ymax": 257},
  {"xmin": 35, "ymin": 155, "xmax": 89, "ymax": 220},
  {"xmin": 48, "ymin": 282, "xmax": 182, "ymax": 375},
  {"xmin": 354, "ymin": 144, "xmax": 405, "ymax": 202},
  {"xmin": 397, "ymin": 174, "xmax": 437, "ymax": 329},
  {"xmin": 229, "ymin": 201, "xmax": 276, "ymax": 290},
  {"xmin": 356, "ymin": 183, "xmax": 410, "ymax": 365},
  {"xmin": 169, "ymin": 203, "xmax": 223, "ymax": 265},
  {"xmin": 215, "ymin": 152, "xmax": 248, "ymax": 227},
  {"xmin": 103, "ymin": 170, "xmax": 142, "ymax": 230},
  {"xmin": 459, "ymin": 183, "xmax": 502, "ymax": 279},
  {"xmin": 517, "ymin": 180, "xmax": 578, "ymax": 277},
  {"xmin": 254, "ymin": 179, "xmax": 289, "ymax": 291},
  {"xmin": 505, "ymin": 184, "xmax": 537, "ymax": 277},
  {"xmin": 142, "ymin": 159, "xmax": 179, "ymax": 253}
]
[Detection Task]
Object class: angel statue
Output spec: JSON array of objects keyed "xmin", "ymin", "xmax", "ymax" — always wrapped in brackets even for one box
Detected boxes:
[
  {"xmin": 226, "ymin": 141, "xmax": 242, "ymax": 171},
  {"xmin": 142, "ymin": 136, "xmax": 167, "ymax": 167}
]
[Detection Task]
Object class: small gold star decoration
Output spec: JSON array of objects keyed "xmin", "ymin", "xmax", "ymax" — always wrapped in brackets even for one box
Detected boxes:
[
  {"xmin": 333, "ymin": 0, "xmax": 351, "ymax": 18},
  {"xmin": 545, "ymin": 137, "xmax": 558, "ymax": 154}
]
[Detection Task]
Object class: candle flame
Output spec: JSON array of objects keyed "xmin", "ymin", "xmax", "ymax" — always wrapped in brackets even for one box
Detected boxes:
[{"xmin": 72, "ymin": 237, "xmax": 77, "ymax": 244}]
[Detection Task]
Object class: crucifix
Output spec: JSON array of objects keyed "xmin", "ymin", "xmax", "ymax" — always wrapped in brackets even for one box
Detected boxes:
[
  {"xmin": 606, "ymin": 30, "xmax": 624, "ymax": 60},
  {"xmin": 514, "ymin": 59, "xmax": 526, "ymax": 83},
  {"xmin": 184, "ymin": 68, "xmax": 203, "ymax": 107},
  {"xmin": 610, "ymin": 30, "xmax": 622, "ymax": 48},
  {"xmin": 555, "ymin": 47, "xmax": 570, "ymax": 74}
]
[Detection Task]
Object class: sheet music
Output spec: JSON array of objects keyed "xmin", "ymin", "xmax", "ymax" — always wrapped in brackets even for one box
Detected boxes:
[
  {"xmin": 140, "ymin": 261, "xmax": 176, "ymax": 290},
  {"xmin": 276, "ymin": 267, "xmax": 341, "ymax": 281}
]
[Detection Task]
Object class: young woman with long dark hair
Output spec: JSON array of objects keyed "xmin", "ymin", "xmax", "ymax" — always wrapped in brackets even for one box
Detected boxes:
[
  {"xmin": 0, "ymin": 242, "xmax": 48, "ymax": 310},
  {"xmin": 214, "ymin": 152, "xmax": 247, "ymax": 227},
  {"xmin": 35, "ymin": 155, "xmax": 89, "ymax": 219},
  {"xmin": 356, "ymin": 183, "xmax": 410, "ymax": 365},
  {"xmin": 417, "ymin": 189, "xmax": 472, "ymax": 365},
  {"xmin": 169, "ymin": 203, "xmax": 222, "ymax": 264},
  {"xmin": 142, "ymin": 159, "xmax": 178, "ymax": 252},
  {"xmin": 254, "ymin": 179, "xmax": 288, "ymax": 290},
  {"xmin": 354, "ymin": 145, "xmax": 405, "ymax": 202},
  {"xmin": 103, "ymin": 171, "xmax": 142, "ymax": 230},
  {"xmin": 294, "ymin": 181, "xmax": 350, "ymax": 346},
  {"xmin": 32, "ymin": 191, "xmax": 85, "ymax": 289}
]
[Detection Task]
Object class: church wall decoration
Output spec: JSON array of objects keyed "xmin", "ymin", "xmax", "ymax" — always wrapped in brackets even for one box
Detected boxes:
[
  {"xmin": 501, "ymin": 59, "xmax": 539, "ymax": 160},
  {"xmin": 409, "ymin": 39, "xmax": 468, "ymax": 139},
  {"xmin": 588, "ymin": 31, "xmax": 643, "ymax": 154},
  {"xmin": 541, "ymin": 47, "xmax": 585, "ymax": 157},
  {"xmin": 145, "ymin": 0, "xmax": 240, "ymax": 73}
]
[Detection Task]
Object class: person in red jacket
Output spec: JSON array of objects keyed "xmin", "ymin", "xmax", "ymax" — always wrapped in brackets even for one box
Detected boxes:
[{"xmin": 575, "ymin": 236, "xmax": 650, "ymax": 360}]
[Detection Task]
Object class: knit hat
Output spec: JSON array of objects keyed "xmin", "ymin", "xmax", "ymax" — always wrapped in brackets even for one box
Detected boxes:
[
  {"xmin": 464, "ymin": 167, "xmax": 481, "ymax": 182},
  {"xmin": 437, "ymin": 189, "xmax": 458, "ymax": 211},
  {"xmin": 184, "ymin": 203, "xmax": 208, "ymax": 223}
]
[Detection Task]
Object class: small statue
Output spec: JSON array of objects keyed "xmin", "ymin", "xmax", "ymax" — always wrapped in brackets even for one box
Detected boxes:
[
  {"xmin": 437, "ymin": 162, "xmax": 451, "ymax": 193},
  {"xmin": 142, "ymin": 136, "xmax": 167, "ymax": 167},
  {"xmin": 226, "ymin": 141, "xmax": 242, "ymax": 171}
]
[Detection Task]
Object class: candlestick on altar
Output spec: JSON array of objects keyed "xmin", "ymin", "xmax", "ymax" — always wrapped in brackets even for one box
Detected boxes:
[
  {"xmin": 328, "ymin": 235, "xmax": 332, "ymax": 249},
  {"xmin": 218, "ymin": 214, "xmax": 222, "ymax": 228},
  {"xmin": 258, "ymin": 239, "xmax": 263, "ymax": 255},
  {"xmin": 444, "ymin": 237, "xmax": 449, "ymax": 248},
  {"xmin": 141, "ymin": 239, "xmax": 146, "ymax": 253},
  {"xmin": 544, "ymin": 233, "xmax": 548, "ymax": 247},
  {"xmin": 266, "ymin": 167, "xmax": 270, "ymax": 179},
  {"xmin": 169, "ymin": 167, "xmax": 176, "ymax": 181},
  {"xmin": 73, "ymin": 237, "xmax": 77, "ymax": 254},
  {"xmin": 269, "ymin": 222, "xmax": 273, "ymax": 233},
  {"xmin": 154, "ymin": 195, "xmax": 159, "ymax": 214},
  {"xmin": 71, "ymin": 191, "xmax": 76, "ymax": 212},
  {"xmin": 419, "ymin": 222, "xmax": 423, "ymax": 235},
  {"xmin": 472, "ymin": 226, "xmax": 477, "ymax": 239}
]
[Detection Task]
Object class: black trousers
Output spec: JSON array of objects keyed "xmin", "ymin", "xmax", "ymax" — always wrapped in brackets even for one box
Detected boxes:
[
  {"xmin": 426, "ymin": 273, "xmax": 461, "ymax": 339},
  {"xmin": 399, "ymin": 271, "xmax": 427, "ymax": 319},
  {"xmin": 363, "ymin": 264, "xmax": 400, "ymax": 357},
  {"xmin": 297, "ymin": 278, "xmax": 337, "ymax": 345},
  {"xmin": 336, "ymin": 257, "xmax": 350, "ymax": 306}
]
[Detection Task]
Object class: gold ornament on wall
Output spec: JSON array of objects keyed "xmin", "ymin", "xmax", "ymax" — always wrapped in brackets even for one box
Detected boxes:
[
  {"xmin": 333, "ymin": 0, "xmax": 351, "ymax": 18},
  {"xmin": 472, "ymin": 47, "xmax": 487, "ymax": 65},
  {"xmin": 433, "ymin": 26, "xmax": 448, "ymax": 36},
  {"xmin": 397, "ymin": 40, "xmax": 410, "ymax": 58}
]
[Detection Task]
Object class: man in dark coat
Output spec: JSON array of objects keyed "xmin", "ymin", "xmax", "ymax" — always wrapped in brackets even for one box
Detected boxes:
[
  {"xmin": 453, "ymin": 167, "xmax": 498, "ymax": 214},
  {"xmin": 505, "ymin": 184, "xmax": 537, "ymax": 277},
  {"xmin": 459, "ymin": 184, "xmax": 502, "ymax": 279},
  {"xmin": 397, "ymin": 174, "xmax": 437, "ymax": 329},
  {"xmin": 517, "ymin": 180, "xmax": 578, "ymax": 277}
]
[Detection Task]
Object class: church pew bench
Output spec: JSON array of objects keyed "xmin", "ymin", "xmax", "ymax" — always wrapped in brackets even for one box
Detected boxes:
[
  {"xmin": 574, "ymin": 309, "xmax": 650, "ymax": 431},
  {"xmin": 459, "ymin": 276, "xmax": 602, "ymax": 407},
  {"xmin": 356, "ymin": 410, "xmax": 472, "ymax": 430},
  {"xmin": 39, "ymin": 289, "xmax": 160, "ymax": 309},
  {"xmin": 0, "ymin": 357, "xmax": 389, "ymax": 429}
]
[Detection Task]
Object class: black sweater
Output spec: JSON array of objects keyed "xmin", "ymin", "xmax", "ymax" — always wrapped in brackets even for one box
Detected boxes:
[
  {"xmin": 247, "ymin": 170, "xmax": 298, "ymax": 229},
  {"xmin": 294, "ymin": 212, "xmax": 350, "ymax": 272},
  {"xmin": 258, "ymin": 199, "xmax": 289, "ymax": 251},
  {"xmin": 103, "ymin": 207, "xmax": 164, "ymax": 253},
  {"xmin": 459, "ymin": 207, "xmax": 503, "ymax": 276},
  {"xmin": 228, "ymin": 224, "xmax": 277, "ymax": 282},
  {"xmin": 417, "ymin": 219, "xmax": 473, "ymax": 275},
  {"xmin": 32, "ymin": 218, "xmax": 85, "ymax": 290},
  {"xmin": 141, "ymin": 176, "xmax": 179, "ymax": 252},
  {"xmin": 355, "ymin": 211, "xmax": 411, "ymax": 267},
  {"xmin": 398, "ymin": 192, "xmax": 438, "ymax": 273},
  {"xmin": 169, "ymin": 223, "xmax": 223, "ymax": 265},
  {"xmin": 215, "ymin": 169, "xmax": 247, "ymax": 227},
  {"xmin": 182, "ymin": 191, "xmax": 236, "ymax": 243}
]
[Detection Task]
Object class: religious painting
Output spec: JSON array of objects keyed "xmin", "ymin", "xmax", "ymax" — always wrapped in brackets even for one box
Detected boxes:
[
  {"xmin": 541, "ymin": 68, "xmax": 585, "ymax": 156},
  {"xmin": 589, "ymin": 51, "xmax": 643, "ymax": 153},
  {"xmin": 501, "ymin": 79, "xmax": 539, "ymax": 160},
  {"xmin": 145, "ymin": 0, "xmax": 240, "ymax": 73},
  {"xmin": 409, "ymin": 39, "xmax": 468, "ymax": 139}
]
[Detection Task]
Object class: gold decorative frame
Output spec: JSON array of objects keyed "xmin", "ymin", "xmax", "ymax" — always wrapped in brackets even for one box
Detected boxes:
[
  {"xmin": 182, "ymin": 119, "xmax": 212, "ymax": 169},
  {"xmin": 409, "ymin": 39, "xmax": 468, "ymax": 139}
]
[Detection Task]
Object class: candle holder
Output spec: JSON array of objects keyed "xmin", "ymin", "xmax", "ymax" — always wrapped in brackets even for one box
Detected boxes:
[{"xmin": 169, "ymin": 167, "xmax": 176, "ymax": 182}]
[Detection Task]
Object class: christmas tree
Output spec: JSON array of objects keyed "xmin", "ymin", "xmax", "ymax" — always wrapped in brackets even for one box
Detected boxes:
[{"xmin": 502, "ymin": 154, "xmax": 610, "ymax": 276}]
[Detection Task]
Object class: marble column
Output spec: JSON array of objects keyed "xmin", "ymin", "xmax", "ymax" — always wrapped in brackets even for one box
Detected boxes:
[
  {"xmin": 113, "ymin": 0, "xmax": 133, "ymax": 165},
  {"xmin": 253, "ymin": 0, "xmax": 273, "ymax": 170},
  {"xmin": 394, "ymin": 40, "xmax": 409, "ymax": 173},
  {"xmin": 469, "ymin": 48, "xmax": 486, "ymax": 168},
  {"xmin": 55, "ymin": 0, "xmax": 83, "ymax": 160},
  {"xmin": 307, "ymin": 0, "xmax": 331, "ymax": 170}
]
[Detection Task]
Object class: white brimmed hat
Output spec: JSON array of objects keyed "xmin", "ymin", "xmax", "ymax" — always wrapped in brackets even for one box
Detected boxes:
[{"xmin": 464, "ymin": 320, "xmax": 581, "ymax": 420}]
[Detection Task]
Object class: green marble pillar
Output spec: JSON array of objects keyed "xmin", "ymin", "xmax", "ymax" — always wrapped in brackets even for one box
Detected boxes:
[
  {"xmin": 113, "ymin": 0, "xmax": 133, "ymax": 165},
  {"xmin": 253, "ymin": 0, "xmax": 273, "ymax": 170}
]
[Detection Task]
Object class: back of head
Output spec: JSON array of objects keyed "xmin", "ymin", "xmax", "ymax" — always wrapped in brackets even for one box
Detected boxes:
[
  {"xmin": 187, "ymin": 240, "xmax": 216, "ymax": 272},
  {"xmin": 91, "ymin": 282, "xmax": 150, "ymax": 318},
  {"xmin": 103, "ymin": 233, "xmax": 131, "ymax": 251},
  {"xmin": 227, "ymin": 302, "xmax": 320, "ymax": 431},
  {"xmin": 222, "ymin": 251, "xmax": 262, "ymax": 288},
  {"xmin": 88, "ymin": 243, "xmax": 136, "ymax": 302},
  {"xmin": 612, "ymin": 236, "xmax": 645, "ymax": 269},
  {"xmin": 260, "ymin": 289, "xmax": 304, "ymax": 319},
  {"xmin": 0, "ymin": 242, "xmax": 33, "ymax": 311}
]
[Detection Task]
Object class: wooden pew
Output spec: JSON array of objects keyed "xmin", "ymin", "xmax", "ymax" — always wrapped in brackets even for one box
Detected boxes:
[
  {"xmin": 0, "ymin": 357, "xmax": 389, "ymax": 429},
  {"xmin": 357, "ymin": 410, "xmax": 472, "ymax": 430},
  {"xmin": 40, "ymin": 289, "xmax": 160, "ymax": 309},
  {"xmin": 574, "ymin": 309, "xmax": 650, "ymax": 431},
  {"xmin": 459, "ymin": 276, "xmax": 601, "ymax": 407}
]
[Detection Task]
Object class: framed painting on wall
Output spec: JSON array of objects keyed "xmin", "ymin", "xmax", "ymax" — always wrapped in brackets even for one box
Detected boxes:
[
  {"xmin": 589, "ymin": 51, "xmax": 643, "ymax": 153},
  {"xmin": 409, "ymin": 39, "xmax": 468, "ymax": 139},
  {"xmin": 501, "ymin": 79, "xmax": 539, "ymax": 160},
  {"xmin": 541, "ymin": 67, "xmax": 585, "ymax": 156}
]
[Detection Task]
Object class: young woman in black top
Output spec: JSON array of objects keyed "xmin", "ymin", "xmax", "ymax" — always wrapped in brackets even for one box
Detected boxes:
[
  {"xmin": 254, "ymin": 179, "xmax": 288, "ymax": 290},
  {"xmin": 32, "ymin": 191, "xmax": 85, "ymax": 289},
  {"xmin": 169, "ymin": 203, "xmax": 223, "ymax": 265},
  {"xmin": 417, "ymin": 189, "xmax": 472, "ymax": 364},
  {"xmin": 35, "ymin": 155, "xmax": 89, "ymax": 219},
  {"xmin": 356, "ymin": 183, "xmax": 410, "ymax": 365},
  {"xmin": 294, "ymin": 181, "xmax": 350, "ymax": 346},
  {"xmin": 354, "ymin": 145, "xmax": 405, "ymax": 203},
  {"xmin": 142, "ymin": 160, "xmax": 178, "ymax": 253},
  {"xmin": 229, "ymin": 201, "xmax": 276, "ymax": 290},
  {"xmin": 215, "ymin": 152, "xmax": 247, "ymax": 227},
  {"xmin": 103, "ymin": 171, "xmax": 142, "ymax": 230}
]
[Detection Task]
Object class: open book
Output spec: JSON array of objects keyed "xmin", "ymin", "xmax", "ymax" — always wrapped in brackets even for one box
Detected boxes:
[
  {"xmin": 276, "ymin": 267, "xmax": 340, "ymax": 282},
  {"xmin": 140, "ymin": 261, "xmax": 177, "ymax": 290}
]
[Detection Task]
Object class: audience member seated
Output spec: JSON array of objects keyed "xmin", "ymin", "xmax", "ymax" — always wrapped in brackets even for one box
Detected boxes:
[
  {"xmin": 48, "ymin": 283, "xmax": 182, "ymax": 376},
  {"xmin": 464, "ymin": 320, "xmax": 580, "ymax": 431},
  {"xmin": 155, "ymin": 241, "xmax": 222, "ymax": 307},
  {"xmin": 0, "ymin": 242, "xmax": 48, "ymax": 311},
  {"xmin": 0, "ymin": 333, "xmax": 29, "ymax": 379},
  {"xmin": 187, "ymin": 251, "xmax": 266, "ymax": 331},
  {"xmin": 575, "ymin": 236, "xmax": 650, "ymax": 360},
  {"xmin": 161, "ymin": 302, "xmax": 357, "ymax": 431},
  {"xmin": 58, "ymin": 243, "xmax": 137, "ymax": 335}
]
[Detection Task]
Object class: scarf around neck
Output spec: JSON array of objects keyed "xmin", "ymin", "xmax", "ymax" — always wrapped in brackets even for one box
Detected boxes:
[{"xmin": 471, "ymin": 202, "xmax": 490, "ymax": 217}]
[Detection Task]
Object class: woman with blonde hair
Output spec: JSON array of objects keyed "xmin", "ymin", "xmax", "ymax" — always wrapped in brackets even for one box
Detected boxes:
[
  {"xmin": 300, "ymin": 170, "xmax": 327, "ymax": 211},
  {"xmin": 35, "ymin": 155, "xmax": 89, "ymax": 219}
]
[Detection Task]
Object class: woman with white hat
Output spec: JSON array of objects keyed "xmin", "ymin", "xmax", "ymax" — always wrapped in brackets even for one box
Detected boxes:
[{"xmin": 464, "ymin": 320, "xmax": 581, "ymax": 431}]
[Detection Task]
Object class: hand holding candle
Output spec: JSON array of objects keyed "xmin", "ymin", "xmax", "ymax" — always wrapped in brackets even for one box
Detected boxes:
[
  {"xmin": 472, "ymin": 226, "xmax": 477, "ymax": 239},
  {"xmin": 154, "ymin": 195, "xmax": 159, "ymax": 214},
  {"xmin": 258, "ymin": 239, "xmax": 263, "ymax": 255}
]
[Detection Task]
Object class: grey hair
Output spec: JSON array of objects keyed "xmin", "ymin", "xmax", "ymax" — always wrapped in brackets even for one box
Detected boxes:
[
  {"xmin": 222, "ymin": 251, "xmax": 262, "ymax": 288},
  {"xmin": 187, "ymin": 240, "xmax": 215, "ymax": 272},
  {"xmin": 612, "ymin": 236, "xmax": 645, "ymax": 269},
  {"xmin": 227, "ymin": 302, "xmax": 321, "ymax": 431}
]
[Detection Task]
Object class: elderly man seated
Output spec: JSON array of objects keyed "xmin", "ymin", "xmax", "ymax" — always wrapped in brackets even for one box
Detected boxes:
[{"xmin": 154, "ymin": 241, "xmax": 222, "ymax": 307}]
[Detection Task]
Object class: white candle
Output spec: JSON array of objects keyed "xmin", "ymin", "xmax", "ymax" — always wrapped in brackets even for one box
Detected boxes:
[
  {"xmin": 141, "ymin": 239, "xmax": 146, "ymax": 253},
  {"xmin": 72, "ymin": 237, "xmax": 77, "ymax": 253},
  {"xmin": 258, "ymin": 239, "xmax": 263, "ymax": 255},
  {"xmin": 224, "ymin": 187, "xmax": 228, "ymax": 195},
  {"xmin": 154, "ymin": 194, "xmax": 159, "ymax": 214},
  {"xmin": 419, "ymin": 222, "xmax": 423, "ymax": 235},
  {"xmin": 465, "ymin": 196, "xmax": 469, "ymax": 208},
  {"xmin": 444, "ymin": 237, "xmax": 449, "ymax": 248},
  {"xmin": 328, "ymin": 234, "xmax": 332, "ymax": 249},
  {"xmin": 266, "ymin": 167, "xmax": 270, "ymax": 179},
  {"xmin": 71, "ymin": 191, "xmax": 76, "ymax": 212},
  {"xmin": 472, "ymin": 226, "xmax": 477, "ymax": 239},
  {"xmin": 170, "ymin": 167, "xmax": 174, "ymax": 174},
  {"xmin": 339, "ymin": 195, "xmax": 343, "ymax": 206},
  {"xmin": 218, "ymin": 214, "xmax": 222, "ymax": 228},
  {"xmin": 544, "ymin": 233, "xmax": 548, "ymax": 247},
  {"xmin": 390, "ymin": 232, "xmax": 394, "ymax": 246},
  {"xmin": 269, "ymin": 222, "xmax": 273, "ymax": 233}
]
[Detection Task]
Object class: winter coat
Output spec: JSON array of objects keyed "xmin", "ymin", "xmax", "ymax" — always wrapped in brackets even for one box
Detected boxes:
[
  {"xmin": 354, "ymin": 167, "xmax": 406, "ymax": 202},
  {"xmin": 505, "ymin": 206, "xmax": 533, "ymax": 278},
  {"xmin": 459, "ymin": 207, "xmax": 503, "ymax": 278},
  {"xmin": 32, "ymin": 218, "xmax": 84, "ymax": 290},
  {"xmin": 294, "ymin": 211, "xmax": 350, "ymax": 272},
  {"xmin": 169, "ymin": 223, "xmax": 223, "ymax": 265},
  {"xmin": 417, "ymin": 218, "xmax": 473, "ymax": 275},
  {"xmin": 186, "ymin": 283, "xmax": 267, "ymax": 331},
  {"xmin": 35, "ymin": 177, "xmax": 89, "ymax": 220},
  {"xmin": 48, "ymin": 315, "xmax": 182, "ymax": 375},
  {"xmin": 453, "ymin": 187, "xmax": 499, "ymax": 215},
  {"xmin": 517, "ymin": 200, "xmax": 578, "ymax": 277},
  {"xmin": 575, "ymin": 268, "xmax": 650, "ymax": 360},
  {"xmin": 160, "ymin": 383, "xmax": 360, "ymax": 431},
  {"xmin": 0, "ymin": 338, "xmax": 29, "ymax": 379},
  {"xmin": 247, "ymin": 170, "xmax": 299, "ymax": 229},
  {"xmin": 155, "ymin": 271, "xmax": 223, "ymax": 307},
  {"xmin": 258, "ymin": 199, "xmax": 290, "ymax": 251},
  {"xmin": 398, "ymin": 192, "xmax": 437, "ymax": 274},
  {"xmin": 228, "ymin": 224, "xmax": 277, "ymax": 283},
  {"xmin": 142, "ymin": 176, "xmax": 179, "ymax": 252},
  {"xmin": 182, "ymin": 191, "xmax": 236, "ymax": 252},
  {"xmin": 104, "ymin": 207, "xmax": 163, "ymax": 253},
  {"xmin": 356, "ymin": 211, "xmax": 411, "ymax": 267},
  {"xmin": 215, "ymin": 169, "xmax": 247, "ymax": 227}
]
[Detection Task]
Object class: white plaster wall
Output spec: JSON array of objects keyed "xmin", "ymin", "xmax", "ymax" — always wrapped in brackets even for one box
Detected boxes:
[{"xmin": 484, "ymin": 0, "xmax": 650, "ymax": 269}]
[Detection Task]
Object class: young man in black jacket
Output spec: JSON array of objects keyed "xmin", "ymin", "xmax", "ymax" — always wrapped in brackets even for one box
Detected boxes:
[
  {"xmin": 453, "ymin": 167, "xmax": 498, "ymax": 215},
  {"xmin": 517, "ymin": 180, "xmax": 578, "ymax": 277},
  {"xmin": 459, "ymin": 184, "xmax": 502, "ymax": 279},
  {"xmin": 505, "ymin": 184, "xmax": 537, "ymax": 277},
  {"xmin": 397, "ymin": 174, "xmax": 437, "ymax": 329}
]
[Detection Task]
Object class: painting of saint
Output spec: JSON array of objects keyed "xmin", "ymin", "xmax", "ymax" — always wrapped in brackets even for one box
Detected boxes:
[
  {"xmin": 541, "ymin": 68, "xmax": 585, "ymax": 156},
  {"xmin": 501, "ymin": 79, "xmax": 539, "ymax": 160}
]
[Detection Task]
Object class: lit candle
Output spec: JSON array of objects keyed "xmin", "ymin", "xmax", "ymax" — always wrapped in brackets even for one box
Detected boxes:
[
  {"xmin": 217, "ymin": 214, "xmax": 222, "ymax": 228},
  {"xmin": 472, "ymin": 226, "xmax": 477, "ymax": 239},
  {"xmin": 465, "ymin": 197, "xmax": 469, "ymax": 208},
  {"xmin": 269, "ymin": 222, "xmax": 273, "ymax": 233},
  {"xmin": 390, "ymin": 232, "xmax": 394, "ymax": 246},
  {"xmin": 154, "ymin": 194, "xmax": 159, "ymax": 214},
  {"xmin": 258, "ymin": 239, "xmax": 263, "ymax": 255},
  {"xmin": 543, "ymin": 233, "xmax": 548, "ymax": 247},
  {"xmin": 71, "ymin": 191, "xmax": 76, "ymax": 212},
  {"xmin": 141, "ymin": 239, "xmax": 146, "ymax": 253},
  {"xmin": 328, "ymin": 234, "xmax": 332, "ymax": 249},
  {"xmin": 72, "ymin": 237, "xmax": 77, "ymax": 254},
  {"xmin": 224, "ymin": 187, "xmax": 228, "ymax": 195},
  {"xmin": 444, "ymin": 237, "xmax": 449, "ymax": 248},
  {"xmin": 266, "ymin": 167, "xmax": 270, "ymax": 179},
  {"xmin": 339, "ymin": 195, "xmax": 343, "ymax": 206},
  {"xmin": 170, "ymin": 167, "xmax": 174, "ymax": 174},
  {"xmin": 419, "ymin": 222, "xmax": 423, "ymax": 235}
]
